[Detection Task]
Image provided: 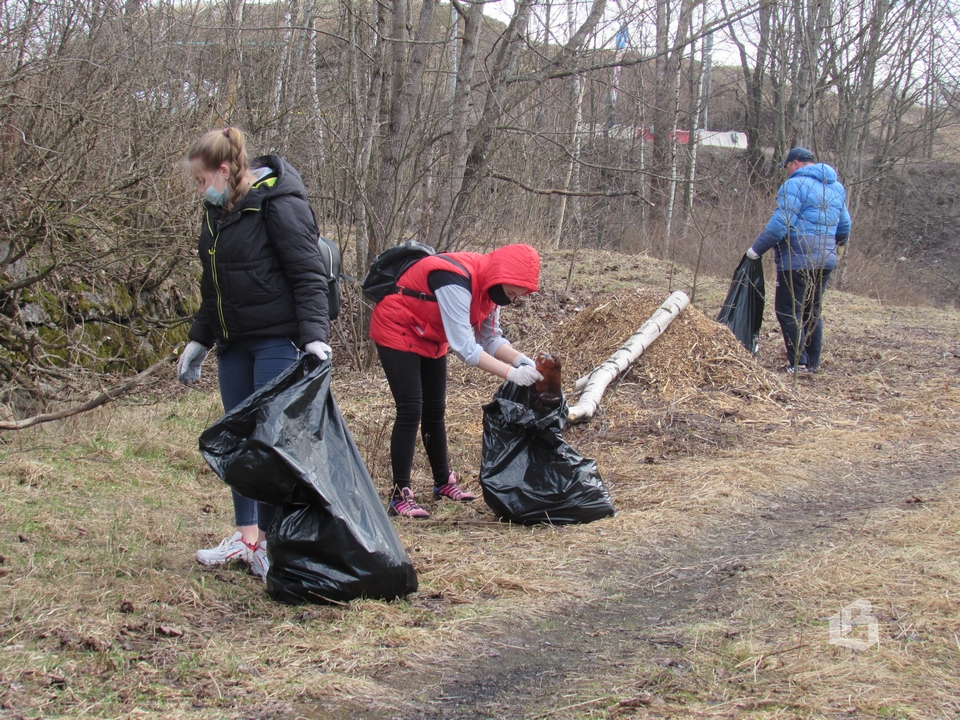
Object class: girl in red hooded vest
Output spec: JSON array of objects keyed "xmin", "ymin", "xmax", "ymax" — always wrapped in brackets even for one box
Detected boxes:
[{"xmin": 370, "ymin": 243, "xmax": 543, "ymax": 518}]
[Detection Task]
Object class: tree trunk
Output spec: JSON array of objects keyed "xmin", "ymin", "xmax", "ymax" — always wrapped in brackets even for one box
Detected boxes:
[
  {"xmin": 368, "ymin": 0, "xmax": 438, "ymax": 251},
  {"xmin": 217, "ymin": 0, "xmax": 244, "ymax": 122},
  {"xmin": 727, "ymin": 0, "xmax": 771, "ymax": 182},
  {"xmin": 446, "ymin": 0, "xmax": 607, "ymax": 244},
  {"xmin": 425, "ymin": 0, "xmax": 484, "ymax": 249}
]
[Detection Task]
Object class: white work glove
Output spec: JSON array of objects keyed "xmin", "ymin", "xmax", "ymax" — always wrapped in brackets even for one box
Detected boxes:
[
  {"xmin": 512, "ymin": 353, "xmax": 536, "ymax": 368},
  {"xmin": 304, "ymin": 341, "xmax": 332, "ymax": 361},
  {"xmin": 177, "ymin": 341, "xmax": 209, "ymax": 385},
  {"xmin": 506, "ymin": 365, "xmax": 543, "ymax": 387},
  {"xmin": 746, "ymin": 248, "xmax": 760, "ymax": 261}
]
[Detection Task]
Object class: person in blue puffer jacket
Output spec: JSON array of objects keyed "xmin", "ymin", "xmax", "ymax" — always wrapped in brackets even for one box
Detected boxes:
[{"xmin": 747, "ymin": 147, "xmax": 852, "ymax": 374}]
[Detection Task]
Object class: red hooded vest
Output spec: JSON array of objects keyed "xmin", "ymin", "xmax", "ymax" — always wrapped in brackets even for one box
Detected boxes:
[{"xmin": 369, "ymin": 243, "xmax": 540, "ymax": 358}]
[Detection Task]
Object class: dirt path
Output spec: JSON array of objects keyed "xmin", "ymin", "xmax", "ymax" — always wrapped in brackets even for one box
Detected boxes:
[
  {"xmin": 300, "ymin": 293, "xmax": 960, "ymax": 719},
  {"xmin": 314, "ymin": 444, "xmax": 956, "ymax": 720}
]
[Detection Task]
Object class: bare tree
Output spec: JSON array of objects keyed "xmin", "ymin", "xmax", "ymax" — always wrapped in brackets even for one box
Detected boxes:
[{"xmin": 3, "ymin": 0, "xmax": 959, "ymax": 416}]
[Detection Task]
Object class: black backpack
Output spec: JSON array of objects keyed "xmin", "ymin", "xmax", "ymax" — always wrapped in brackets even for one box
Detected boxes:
[
  {"xmin": 361, "ymin": 240, "xmax": 468, "ymax": 303},
  {"xmin": 317, "ymin": 236, "xmax": 342, "ymax": 321}
]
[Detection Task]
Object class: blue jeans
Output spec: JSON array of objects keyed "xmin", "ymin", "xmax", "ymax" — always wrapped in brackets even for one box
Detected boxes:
[
  {"xmin": 775, "ymin": 268, "xmax": 831, "ymax": 369},
  {"xmin": 218, "ymin": 336, "xmax": 299, "ymax": 530}
]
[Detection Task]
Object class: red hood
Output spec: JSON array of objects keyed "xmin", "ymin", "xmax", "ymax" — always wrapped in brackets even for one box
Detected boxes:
[
  {"xmin": 446, "ymin": 244, "xmax": 540, "ymax": 327},
  {"xmin": 472, "ymin": 244, "xmax": 540, "ymax": 295}
]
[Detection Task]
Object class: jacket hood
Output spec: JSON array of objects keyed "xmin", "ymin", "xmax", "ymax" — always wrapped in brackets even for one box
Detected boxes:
[
  {"xmin": 793, "ymin": 162, "xmax": 839, "ymax": 185},
  {"xmin": 474, "ymin": 244, "xmax": 540, "ymax": 295},
  {"xmin": 241, "ymin": 154, "xmax": 310, "ymax": 209},
  {"xmin": 201, "ymin": 155, "xmax": 311, "ymax": 215}
]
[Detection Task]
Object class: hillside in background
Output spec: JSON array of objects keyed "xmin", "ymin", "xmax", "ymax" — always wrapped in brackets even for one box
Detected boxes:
[{"xmin": 883, "ymin": 160, "xmax": 960, "ymax": 303}]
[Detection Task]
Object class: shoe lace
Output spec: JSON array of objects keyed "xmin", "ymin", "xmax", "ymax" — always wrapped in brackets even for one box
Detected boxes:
[
  {"xmin": 437, "ymin": 483, "xmax": 467, "ymax": 500},
  {"xmin": 217, "ymin": 535, "xmax": 239, "ymax": 551},
  {"xmin": 393, "ymin": 490, "xmax": 422, "ymax": 512}
]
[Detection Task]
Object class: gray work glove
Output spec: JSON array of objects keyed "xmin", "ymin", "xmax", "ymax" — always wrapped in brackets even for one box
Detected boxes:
[
  {"xmin": 304, "ymin": 341, "xmax": 332, "ymax": 361},
  {"xmin": 746, "ymin": 248, "xmax": 760, "ymax": 260},
  {"xmin": 506, "ymin": 365, "xmax": 543, "ymax": 386},
  {"xmin": 512, "ymin": 353, "xmax": 536, "ymax": 368},
  {"xmin": 177, "ymin": 341, "xmax": 209, "ymax": 385}
]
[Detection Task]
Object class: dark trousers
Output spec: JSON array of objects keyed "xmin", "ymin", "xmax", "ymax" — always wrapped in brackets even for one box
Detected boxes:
[
  {"xmin": 376, "ymin": 344, "xmax": 450, "ymax": 492},
  {"xmin": 218, "ymin": 336, "xmax": 299, "ymax": 530},
  {"xmin": 774, "ymin": 268, "xmax": 831, "ymax": 369}
]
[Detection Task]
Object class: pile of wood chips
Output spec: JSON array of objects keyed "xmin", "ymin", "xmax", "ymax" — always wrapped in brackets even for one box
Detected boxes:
[{"xmin": 550, "ymin": 288, "xmax": 788, "ymax": 403}]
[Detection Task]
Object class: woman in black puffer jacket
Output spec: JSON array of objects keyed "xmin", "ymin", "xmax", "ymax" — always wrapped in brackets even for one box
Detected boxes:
[{"xmin": 176, "ymin": 127, "xmax": 330, "ymax": 581}]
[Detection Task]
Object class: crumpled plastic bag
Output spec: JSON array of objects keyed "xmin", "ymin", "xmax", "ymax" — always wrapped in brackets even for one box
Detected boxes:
[
  {"xmin": 479, "ymin": 381, "xmax": 615, "ymax": 525},
  {"xmin": 717, "ymin": 254, "xmax": 765, "ymax": 353},
  {"xmin": 199, "ymin": 355, "xmax": 418, "ymax": 604}
]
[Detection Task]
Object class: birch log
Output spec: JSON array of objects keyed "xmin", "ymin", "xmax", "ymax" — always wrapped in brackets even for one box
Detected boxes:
[{"xmin": 567, "ymin": 290, "xmax": 690, "ymax": 424}]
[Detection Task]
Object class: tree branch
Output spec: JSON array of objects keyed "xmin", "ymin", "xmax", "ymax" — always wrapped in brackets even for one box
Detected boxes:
[
  {"xmin": 490, "ymin": 172, "xmax": 655, "ymax": 205},
  {"xmin": 0, "ymin": 352, "xmax": 175, "ymax": 431}
]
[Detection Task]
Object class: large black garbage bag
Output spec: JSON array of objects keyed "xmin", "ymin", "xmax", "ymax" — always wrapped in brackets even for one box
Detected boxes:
[
  {"xmin": 479, "ymin": 382, "xmax": 614, "ymax": 525},
  {"xmin": 199, "ymin": 355, "xmax": 418, "ymax": 604},
  {"xmin": 717, "ymin": 254, "xmax": 765, "ymax": 353}
]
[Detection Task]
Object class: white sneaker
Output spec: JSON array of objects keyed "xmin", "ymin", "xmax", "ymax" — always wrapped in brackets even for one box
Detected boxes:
[
  {"xmin": 196, "ymin": 531, "xmax": 253, "ymax": 566},
  {"xmin": 249, "ymin": 541, "xmax": 269, "ymax": 582}
]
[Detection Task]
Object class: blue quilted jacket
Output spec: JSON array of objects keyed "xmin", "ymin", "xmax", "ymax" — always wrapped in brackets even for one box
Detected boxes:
[{"xmin": 751, "ymin": 163, "xmax": 852, "ymax": 271}]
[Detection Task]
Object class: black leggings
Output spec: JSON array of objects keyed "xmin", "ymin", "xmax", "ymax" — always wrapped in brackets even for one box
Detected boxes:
[{"xmin": 376, "ymin": 344, "xmax": 450, "ymax": 491}]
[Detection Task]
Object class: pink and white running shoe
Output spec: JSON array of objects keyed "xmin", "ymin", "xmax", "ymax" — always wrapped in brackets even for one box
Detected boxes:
[
  {"xmin": 433, "ymin": 473, "xmax": 478, "ymax": 502},
  {"xmin": 389, "ymin": 487, "xmax": 430, "ymax": 519}
]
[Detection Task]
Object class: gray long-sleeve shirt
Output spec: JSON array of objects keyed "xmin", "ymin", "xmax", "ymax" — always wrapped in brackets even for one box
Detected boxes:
[{"xmin": 434, "ymin": 284, "xmax": 510, "ymax": 365}]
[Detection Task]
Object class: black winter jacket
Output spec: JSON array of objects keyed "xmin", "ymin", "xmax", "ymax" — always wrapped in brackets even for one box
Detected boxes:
[{"xmin": 188, "ymin": 155, "xmax": 329, "ymax": 349}]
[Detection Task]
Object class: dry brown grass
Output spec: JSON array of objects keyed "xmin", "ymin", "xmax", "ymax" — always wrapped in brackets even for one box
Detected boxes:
[
  {"xmin": 1, "ymin": 247, "xmax": 959, "ymax": 718},
  {"xmin": 623, "ymin": 489, "xmax": 960, "ymax": 719}
]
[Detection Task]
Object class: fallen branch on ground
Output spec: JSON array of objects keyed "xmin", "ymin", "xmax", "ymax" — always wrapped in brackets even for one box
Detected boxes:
[{"xmin": 0, "ymin": 352, "xmax": 176, "ymax": 431}]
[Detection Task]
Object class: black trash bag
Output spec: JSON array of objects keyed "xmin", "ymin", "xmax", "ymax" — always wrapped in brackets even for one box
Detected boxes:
[
  {"xmin": 198, "ymin": 355, "xmax": 418, "ymax": 604},
  {"xmin": 479, "ymin": 382, "xmax": 615, "ymax": 525},
  {"xmin": 717, "ymin": 254, "xmax": 765, "ymax": 353}
]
